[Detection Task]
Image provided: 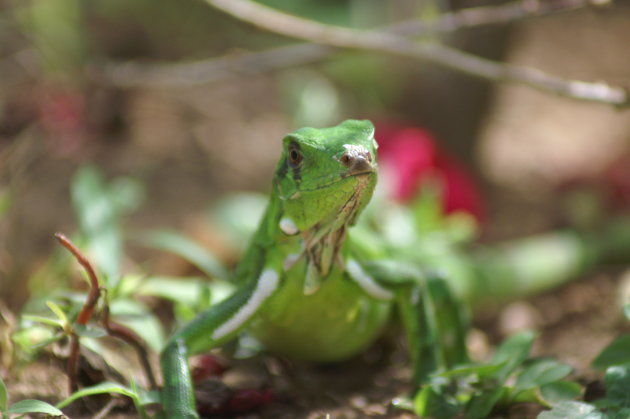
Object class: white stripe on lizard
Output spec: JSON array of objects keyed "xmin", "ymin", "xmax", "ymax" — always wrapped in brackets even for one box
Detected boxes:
[
  {"xmin": 346, "ymin": 259, "xmax": 394, "ymax": 301},
  {"xmin": 212, "ymin": 269, "xmax": 280, "ymax": 340}
]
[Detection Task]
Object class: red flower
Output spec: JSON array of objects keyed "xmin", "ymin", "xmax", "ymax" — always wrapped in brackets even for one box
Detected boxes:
[
  {"xmin": 605, "ymin": 154, "xmax": 630, "ymax": 209},
  {"xmin": 375, "ymin": 123, "xmax": 485, "ymax": 223},
  {"xmin": 39, "ymin": 86, "xmax": 87, "ymax": 156}
]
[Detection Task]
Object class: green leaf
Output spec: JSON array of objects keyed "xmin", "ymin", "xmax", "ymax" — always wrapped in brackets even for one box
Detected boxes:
[
  {"xmin": 72, "ymin": 166, "xmax": 124, "ymax": 286},
  {"xmin": 465, "ymin": 386, "xmax": 507, "ymax": 419},
  {"xmin": 56, "ymin": 381, "xmax": 137, "ymax": 409},
  {"xmin": 140, "ymin": 231, "xmax": 227, "ymax": 280},
  {"xmin": 46, "ymin": 300, "xmax": 69, "ymax": 325},
  {"xmin": 537, "ymin": 401, "xmax": 606, "ymax": 419},
  {"xmin": 539, "ymin": 381, "xmax": 583, "ymax": 405},
  {"xmin": 137, "ymin": 389, "xmax": 160, "ymax": 406},
  {"xmin": 30, "ymin": 334, "xmax": 65, "ymax": 350},
  {"xmin": 592, "ymin": 336, "xmax": 630, "ymax": 369},
  {"xmin": 437, "ymin": 363, "xmax": 504, "ymax": 379},
  {"xmin": 0, "ymin": 376, "xmax": 7, "ymax": 411},
  {"xmin": 74, "ymin": 324, "xmax": 107, "ymax": 338},
  {"xmin": 108, "ymin": 299, "xmax": 164, "ymax": 352},
  {"xmin": 414, "ymin": 385, "xmax": 460, "ymax": 419},
  {"xmin": 7, "ymin": 399, "xmax": 64, "ymax": 415},
  {"xmin": 492, "ymin": 331, "xmax": 537, "ymax": 382},
  {"xmin": 604, "ymin": 364, "xmax": 630, "ymax": 409},
  {"xmin": 21, "ymin": 314, "xmax": 64, "ymax": 329},
  {"xmin": 624, "ymin": 304, "xmax": 630, "ymax": 321},
  {"xmin": 10, "ymin": 325, "xmax": 59, "ymax": 354},
  {"xmin": 109, "ymin": 177, "xmax": 144, "ymax": 214},
  {"xmin": 212, "ymin": 193, "xmax": 267, "ymax": 250},
  {"xmin": 515, "ymin": 359, "xmax": 573, "ymax": 392},
  {"xmin": 128, "ymin": 380, "xmax": 150, "ymax": 419},
  {"xmin": 138, "ymin": 276, "xmax": 206, "ymax": 306}
]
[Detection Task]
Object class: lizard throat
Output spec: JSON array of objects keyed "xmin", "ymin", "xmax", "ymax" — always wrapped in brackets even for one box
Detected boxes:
[{"xmin": 302, "ymin": 174, "xmax": 372, "ymax": 280}]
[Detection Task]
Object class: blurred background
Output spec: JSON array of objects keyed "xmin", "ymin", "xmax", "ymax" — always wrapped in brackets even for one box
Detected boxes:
[
  {"xmin": 1, "ymin": 0, "xmax": 630, "ymax": 371},
  {"xmin": 2, "ymin": 1, "xmax": 630, "ymax": 416}
]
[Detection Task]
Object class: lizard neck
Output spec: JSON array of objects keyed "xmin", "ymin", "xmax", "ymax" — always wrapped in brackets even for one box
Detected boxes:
[{"xmin": 233, "ymin": 191, "xmax": 287, "ymax": 283}]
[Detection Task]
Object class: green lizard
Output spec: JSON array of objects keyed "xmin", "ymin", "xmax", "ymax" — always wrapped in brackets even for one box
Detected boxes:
[{"xmin": 160, "ymin": 119, "xmax": 467, "ymax": 418}]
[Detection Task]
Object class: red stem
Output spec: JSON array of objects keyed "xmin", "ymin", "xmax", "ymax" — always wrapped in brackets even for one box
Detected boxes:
[
  {"xmin": 55, "ymin": 232, "xmax": 103, "ymax": 393},
  {"xmin": 102, "ymin": 305, "xmax": 158, "ymax": 389},
  {"xmin": 54, "ymin": 233, "xmax": 101, "ymax": 325}
]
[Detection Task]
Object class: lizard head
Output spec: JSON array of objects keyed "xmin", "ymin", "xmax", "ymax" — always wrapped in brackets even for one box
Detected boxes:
[
  {"xmin": 274, "ymin": 120, "xmax": 377, "ymax": 289},
  {"xmin": 274, "ymin": 119, "xmax": 378, "ymax": 234}
]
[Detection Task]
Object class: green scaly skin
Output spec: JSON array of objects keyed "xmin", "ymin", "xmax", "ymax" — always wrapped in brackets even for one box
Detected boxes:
[{"xmin": 160, "ymin": 120, "xmax": 466, "ymax": 418}]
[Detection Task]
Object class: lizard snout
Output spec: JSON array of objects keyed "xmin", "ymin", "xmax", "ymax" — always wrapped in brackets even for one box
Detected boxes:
[{"xmin": 340, "ymin": 145, "xmax": 374, "ymax": 176}]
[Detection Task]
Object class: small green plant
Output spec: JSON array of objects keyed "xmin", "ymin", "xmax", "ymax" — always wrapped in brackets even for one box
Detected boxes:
[
  {"xmin": 0, "ymin": 376, "xmax": 64, "ymax": 418},
  {"xmin": 402, "ymin": 330, "xmax": 581, "ymax": 419},
  {"xmin": 10, "ymin": 167, "xmax": 226, "ymax": 417},
  {"xmin": 537, "ymin": 303, "xmax": 630, "ymax": 419}
]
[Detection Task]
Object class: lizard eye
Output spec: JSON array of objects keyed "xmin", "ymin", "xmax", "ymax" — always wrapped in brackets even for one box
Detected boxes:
[{"xmin": 288, "ymin": 146, "xmax": 303, "ymax": 167}]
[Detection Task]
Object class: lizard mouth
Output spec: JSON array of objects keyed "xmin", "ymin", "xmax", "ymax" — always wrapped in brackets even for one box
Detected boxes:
[{"xmin": 344, "ymin": 169, "xmax": 374, "ymax": 178}]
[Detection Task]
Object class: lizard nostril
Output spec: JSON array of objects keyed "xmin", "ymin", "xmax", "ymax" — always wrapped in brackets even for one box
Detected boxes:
[{"xmin": 340, "ymin": 154, "xmax": 353, "ymax": 167}]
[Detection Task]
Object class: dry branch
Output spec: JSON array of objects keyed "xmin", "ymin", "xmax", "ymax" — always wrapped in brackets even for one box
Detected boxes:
[
  {"xmin": 199, "ymin": 0, "xmax": 627, "ymax": 108},
  {"xmin": 105, "ymin": 0, "xmax": 606, "ymax": 89}
]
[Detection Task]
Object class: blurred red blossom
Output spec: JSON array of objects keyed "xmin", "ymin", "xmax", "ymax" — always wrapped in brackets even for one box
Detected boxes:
[
  {"xmin": 605, "ymin": 154, "xmax": 630, "ymax": 209},
  {"xmin": 375, "ymin": 123, "xmax": 485, "ymax": 223},
  {"xmin": 39, "ymin": 86, "xmax": 87, "ymax": 156}
]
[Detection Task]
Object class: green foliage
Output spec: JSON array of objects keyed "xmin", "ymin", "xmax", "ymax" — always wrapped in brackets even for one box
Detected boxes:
[
  {"xmin": 602, "ymin": 364, "xmax": 630, "ymax": 412},
  {"xmin": 139, "ymin": 231, "xmax": 227, "ymax": 280},
  {"xmin": 592, "ymin": 336, "xmax": 630, "ymax": 370},
  {"xmin": 56, "ymin": 381, "xmax": 158, "ymax": 419},
  {"xmin": 138, "ymin": 276, "xmax": 230, "ymax": 323},
  {"xmin": 109, "ymin": 298, "xmax": 165, "ymax": 352},
  {"xmin": 537, "ymin": 303, "xmax": 630, "ymax": 419},
  {"xmin": 71, "ymin": 165, "xmax": 143, "ymax": 288},
  {"xmin": 7, "ymin": 399, "xmax": 64, "ymax": 416},
  {"xmin": 12, "ymin": 166, "xmax": 216, "ymax": 417},
  {"xmin": 0, "ymin": 376, "xmax": 64, "ymax": 418},
  {"xmin": 17, "ymin": 0, "xmax": 87, "ymax": 80},
  {"xmin": 211, "ymin": 193, "xmax": 267, "ymax": 248},
  {"xmin": 412, "ymin": 331, "xmax": 580, "ymax": 419},
  {"xmin": 280, "ymin": 69, "xmax": 342, "ymax": 128},
  {"xmin": 0, "ymin": 188, "xmax": 10, "ymax": 217},
  {"xmin": 0, "ymin": 377, "xmax": 6, "ymax": 413},
  {"xmin": 538, "ymin": 401, "xmax": 607, "ymax": 419}
]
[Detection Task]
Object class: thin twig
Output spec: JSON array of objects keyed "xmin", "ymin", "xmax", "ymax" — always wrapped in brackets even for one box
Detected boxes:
[
  {"xmin": 104, "ymin": 0, "xmax": 599, "ymax": 88},
  {"xmin": 392, "ymin": 0, "xmax": 608, "ymax": 37},
  {"xmin": 201, "ymin": 0, "xmax": 627, "ymax": 107},
  {"xmin": 102, "ymin": 304, "xmax": 158, "ymax": 389},
  {"xmin": 55, "ymin": 233, "xmax": 157, "ymax": 393},
  {"xmin": 55, "ymin": 233, "xmax": 103, "ymax": 393},
  {"xmin": 67, "ymin": 336, "xmax": 81, "ymax": 393},
  {"xmin": 92, "ymin": 397, "xmax": 119, "ymax": 419},
  {"xmin": 104, "ymin": 43, "xmax": 335, "ymax": 87},
  {"xmin": 55, "ymin": 233, "xmax": 101, "ymax": 325}
]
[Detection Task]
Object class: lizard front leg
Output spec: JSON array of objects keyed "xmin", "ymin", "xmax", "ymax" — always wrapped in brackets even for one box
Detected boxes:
[
  {"xmin": 347, "ymin": 259, "xmax": 469, "ymax": 390},
  {"xmin": 160, "ymin": 269, "xmax": 281, "ymax": 419}
]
